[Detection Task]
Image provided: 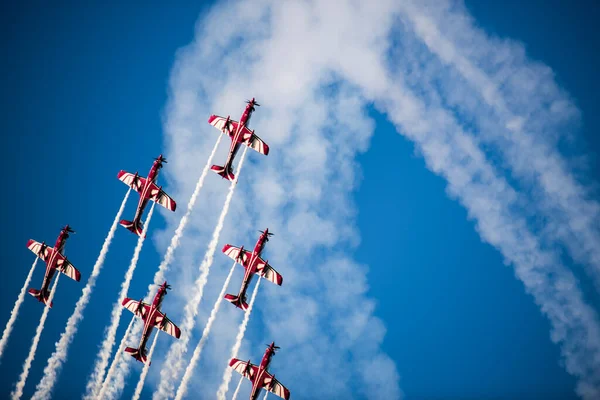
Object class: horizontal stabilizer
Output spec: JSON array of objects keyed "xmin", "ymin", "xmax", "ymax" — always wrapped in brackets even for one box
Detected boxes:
[
  {"xmin": 211, "ymin": 165, "xmax": 235, "ymax": 181},
  {"xmin": 224, "ymin": 294, "xmax": 249, "ymax": 311},
  {"xmin": 125, "ymin": 346, "xmax": 150, "ymax": 365},
  {"xmin": 120, "ymin": 220, "xmax": 145, "ymax": 237},
  {"xmin": 28, "ymin": 288, "xmax": 53, "ymax": 308}
]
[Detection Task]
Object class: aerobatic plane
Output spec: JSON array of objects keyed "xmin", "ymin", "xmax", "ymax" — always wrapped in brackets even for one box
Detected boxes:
[
  {"xmin": 26, "ymin": 225, "xmax": 81, "ymax": 308},
  {"xmin": 229, "ymin": 342, "xmax": 290, "ymax": 400},
  {"xmin": 121, "ymin": 281, "xmax": 181, "ymax": 365},
  {"xmin": 222, "ymin": 228, "xmax": 283, "ymax": 310},
  {"xmin": 117, "ymin": 154, "xmax": 176, "ymax": 236},
  {"xmin": 207, "ymin": 98, "xmax": 269, "ymax": 181}
]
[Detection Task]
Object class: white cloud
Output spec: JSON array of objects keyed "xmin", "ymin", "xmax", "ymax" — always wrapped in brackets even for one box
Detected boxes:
[{"xmin": 144, "ymin": 0, "xmax": 600, "ymax": 399}]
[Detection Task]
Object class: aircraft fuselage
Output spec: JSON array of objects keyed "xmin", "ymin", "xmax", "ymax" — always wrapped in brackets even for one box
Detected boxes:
[
  {"xmin": 234, "ymin": 230, "xmax": 269, "ymax": 302},
  {"xmin": 134, "ymin": 285, "xmax": 167, "ymax": 353},
  {"xmin": 131, "ymin": 160, "xmax": 162, "ymax": 227},
  {"xmin": 249, "ymin": 346, "xmax": 275, "ymax": 400},
  {"xmin": 223, "ymin": 101, "xmax": 256, "ymax": 172},
  {"xmin": 38, "ymin": 230, "xmax": 70, "ymax": 297}
]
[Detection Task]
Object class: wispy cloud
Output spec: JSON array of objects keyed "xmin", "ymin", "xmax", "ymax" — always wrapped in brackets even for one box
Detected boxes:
[
  {"xmin": 155, "ymin": 2, "xmax": 402, "ymax": 399},
  {"xmin": 395, "ymin": 0, "xmax": 600, "ymax": 289},
  {"xmin": 149, "ymin": 0, "xmax": 600, "ymax": 399}
]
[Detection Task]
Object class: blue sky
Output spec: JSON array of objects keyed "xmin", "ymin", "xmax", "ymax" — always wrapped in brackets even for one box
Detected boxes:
[{"xmin": 1, "ymin": 1, "xmax": 599, "ymax": 400}]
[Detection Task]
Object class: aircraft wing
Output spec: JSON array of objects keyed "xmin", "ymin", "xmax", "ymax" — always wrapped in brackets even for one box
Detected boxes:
[
  {"xmin": 242, "ymin": 129, "xmax": 269, "ymax": 155},
  {"xmin": 122, "ymin": 298, "xmax": 151, "ymax": 319},
  {"xmin": 208, "ymin": 115, "xmax": 269, "ymax": 155},
  {"xmin": 251, "ymin": 257, "xmax": 283, "ymax": 286},
  {"xmin": 26, "ymin": 240, "xmax": 54, "ymax": 262},
  {"xmin": 149, "ymin": 184, "xmax": 177, "ymax": 211},
  {"xmin": 55, "ymin": 257, "xmax": 81, "ymax": 282},
  {"xmin": 117, "ymin": 171, "xmax": 147, "ymax": 193},
  {"xmin": 208, "ymin": 115, "xmax": 238, "ymax": 138},
  {"xmin": 154, "ymin": 313, "xmax": 181, "ymax": 339},
  {"xmin": 229, "ymin": 358, "xmax": 259, "ymax": 382},
  {"xmin": 222, "ymin": 245, "xmax": 252, "ymax": 266},
  {"xmin": 261, "ymin": 372, "xmax": 291, "ymax": 400}
]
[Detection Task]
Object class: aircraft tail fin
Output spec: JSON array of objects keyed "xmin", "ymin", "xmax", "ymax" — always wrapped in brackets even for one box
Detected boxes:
[
  {"xmin": 211, "ymin": 165, "xmax": 235, "ymax": 181},
  {"xmin": 120, "ymin": 219, "xmax": 145, "ymax": 237},
  {"xmin": 28, "ymin": 288, "xmax": 53, "ymax": 308},
  {"xmin": 224, "ymin": 293, "xmax": 249, "ymax": 311},
  {"xmin": 124, "ymin": 346, "xmax": 150, "ymax": 365}
]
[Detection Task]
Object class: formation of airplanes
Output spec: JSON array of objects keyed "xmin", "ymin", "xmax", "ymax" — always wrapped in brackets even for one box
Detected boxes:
[{"xmin": 19, "ymin": 99, "xmax": 292, "ymax": 399}]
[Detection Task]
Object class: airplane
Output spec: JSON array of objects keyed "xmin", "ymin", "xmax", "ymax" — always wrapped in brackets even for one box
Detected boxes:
[
  {"xmin": 121, "ymin": 281, "xmax": 181, "ymax": 365},
  {"xmin": 229, "ymin": 342, "xmax": 290, "ymax": 400},
  {"xmin": 207, "ymin": 98, "xmax": 269, "ymax": 181},
  {"xmin": 26, "ymin": 225, "xmax": 81, "ymax": 308},
  {"xmin": 222, "ymin": 228, "xmax": 283, "ymax": 310},
  {"xmin": 117, "ymin": 154, "xmax": 176, "ymax": 236}
]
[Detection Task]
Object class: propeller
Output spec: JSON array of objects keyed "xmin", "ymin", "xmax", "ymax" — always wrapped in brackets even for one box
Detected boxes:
[
  {"xmin": 62, "ymin": 225, "xmax": 76, "ymax": 234},
  {"xmin": 154, "ymin": 156, "xmax": 168, "ymax": 164},
  {"xmin": 246, "ymin": 99, "xmax": 261, "ymax": 107},
  {"xmin": 155, "ymin": 283, "xmax": 172, "ymax": 292},
  {"xmin": 259, "ymin": 230, "xmax": 274, "ymax": 241},
  {"xmin": 267, "ymin": 343, "xmax": 281, "ymax": 350}
]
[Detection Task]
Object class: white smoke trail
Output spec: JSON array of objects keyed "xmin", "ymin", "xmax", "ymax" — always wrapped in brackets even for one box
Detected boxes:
[
  {"xmin": 84, "ymin": 202, "xmax": 156, "ymax": 399},
  {"xmin": 154, "ymin": 147, "xmax": 249, "ymax": 400},
  {"xmin": 174, "ymin": 261, "xmax": 237, "ymax": 400},
  {"xmin": 231, "ymin": 376, "xmax": 244, "ymax": 400},
  {"xmin": 0, "ymin": 258, "xmax": 39, "ymax": 363},
  {"xmin": 30, "ymin": 189, "xmax": 131, "ymax": 400},
  {"xmin": 97, "ymin": 316, "xmax": 135, "ymax": 400},
  {"xmin": 217, "ymin": 279, "xmax": 262, "ymax": 400},
  {"xmin": 262, "ymin": 390, "xmax": 269, "ymax": 400},
  {"xmin": 131, "ymin": 331, "xmax": 161, "ymax": 400},
  {"xmin": 153, "ymin": 134, "xmax": 223, "ymax": 287},
  {"xmin": 107, "ymin": 140, "xmax": 230, "ymax": 400},
  {"xmin": 11, "ymin": 274, "xmax": 61, "ymax": 400}
]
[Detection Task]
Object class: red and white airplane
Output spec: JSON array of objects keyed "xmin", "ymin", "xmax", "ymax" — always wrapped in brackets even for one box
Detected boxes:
[
  {"xmin": 208, "ymin": 98, "xmax": 269, "ymax": 181},
  {"xmin": 222, "ymin": 228, "xmax": 283, "ymax": 310},
  {"xmin": 117, "ymin": 154, "xmax": 176, "ymax": 236},
  {"xmin": 229, "ymin": 342, "xmax": 291, "ymax": 400},
  {"xmin": 26, "ymin": 225, "xmax": 81, "ymax": 308},
  {"xmin": 121, "ymin": 281, "xmax": 181, "ymax": 365}
]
